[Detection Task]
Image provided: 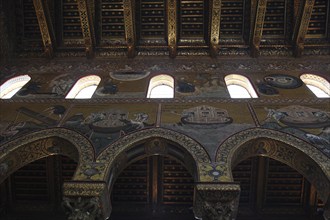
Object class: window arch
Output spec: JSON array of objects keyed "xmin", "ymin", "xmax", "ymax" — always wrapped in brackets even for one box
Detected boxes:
[
  {"xmin": 147, "ymin": 74, "xmax": 174, "ymax": 98},
  {"xmin": 0, "ymin": 75, "xmax": 31, "ymax": 99},
  {"xmin": 65, "ymin": 75, "xmax": 101, "ymax": 99},
  {"xmin": 300, "ymin": 74, "xmax": 330, "ymax": 98},
  {"xmin": 224, "ymin": 74, "xmax": 258, "ymax": 98}
]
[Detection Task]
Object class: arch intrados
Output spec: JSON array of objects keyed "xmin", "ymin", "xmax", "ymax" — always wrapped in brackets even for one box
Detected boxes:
[
  {"xmin": 108, "ymin": 151, "xmax": 196, "ymax": 204},
  {"xmin": 232, "ymin": 155, "xmax": 326, "ymax": 204},
  {"xmin": 110, "ymin": 153, "xmax": 196, "ymax": 186}
]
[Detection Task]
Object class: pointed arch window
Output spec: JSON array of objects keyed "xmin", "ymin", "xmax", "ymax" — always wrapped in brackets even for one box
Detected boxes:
[
  {"xmin": 65, "ymin": 75, "xmax": 101, "ymax": 99},
  {"xmin": 300, "ymin": 74, "xmax": 330, "ymax": 98},
  {"xmin": 0, "ymin": 75, "xmax": 31, "ymax": 99},
  {"xmin": 225, "ymin": 74, "xmax": 258, "ymax": 98},
  {"xmin": 147, "ymin": 74, "xmax": 174, "ymax": 98}
]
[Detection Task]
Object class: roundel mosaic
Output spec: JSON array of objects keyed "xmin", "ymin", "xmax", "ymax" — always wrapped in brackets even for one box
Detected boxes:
[{"xmin": 264, "ymin": 74, "xmax": 303, "ymax": 89}]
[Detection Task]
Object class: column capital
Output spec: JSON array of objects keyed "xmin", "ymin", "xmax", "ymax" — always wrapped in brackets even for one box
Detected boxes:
[
  {"xmin": 194, "ymin": 183, "xmax": 241, "ymax": 220},
  {"xmin": 63, "ymin": 181, "xmax": 111, "ymax": 220}
]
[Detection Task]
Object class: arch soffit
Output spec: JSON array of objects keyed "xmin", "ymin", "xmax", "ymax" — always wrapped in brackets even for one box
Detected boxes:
[
  {"xmin": 0, "ymin": 128, "xmax": 95, "ymax": 183},
  {"xmin": 215, "ymin": 128, "xmax": 330, "ymax": 201},
  {"xmin": 96, "ymin": 127, "xmax": 211, "ymax": 181}
]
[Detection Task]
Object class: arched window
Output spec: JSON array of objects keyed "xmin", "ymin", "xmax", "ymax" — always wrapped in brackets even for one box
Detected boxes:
[
  {"xmin": 0, "ymin": 75, "xmax": 31, "ymax": 99},
  {"xmin": 65, "ymin": 75, "xmax": 101, "ymax": 99},
  {"xmin": 147, "ymin": 74, "xmax": 174, "ymax": 98},
  {"xmin": 300, "ymin": 74, "xmax": 330, "ymax": 98},
  {"xmin": 224, "ymin": 74, "xmax": 258, "ymax": 98}
]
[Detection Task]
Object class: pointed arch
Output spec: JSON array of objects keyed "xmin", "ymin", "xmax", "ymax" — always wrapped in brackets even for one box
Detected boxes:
[
  {"xmin": 96, "ymin": 128, "xmax": 211, "ymax": 184},
  {"xmin": 65, "ymin": 75, "xmax": 101, "ymax": 99},
  {"xmin": 0, "ymin": 128, "xmax": 95, "ymax": 184},
  {"xmin": 0, "ymin": 75, "xmax": 31, "ymax": 99},
  {"xmin": 215, "ymin": 128, "xmax": 330, "ymax": 202}
]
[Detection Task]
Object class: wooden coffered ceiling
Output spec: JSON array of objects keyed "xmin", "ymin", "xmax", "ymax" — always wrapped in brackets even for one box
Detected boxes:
[{"xmin": 6, "ymin": 0, "xmax": 330, "ymax": 58}]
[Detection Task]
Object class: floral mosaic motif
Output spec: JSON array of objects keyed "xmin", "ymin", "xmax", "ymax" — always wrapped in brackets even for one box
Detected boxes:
[
  {"xmin": 1, "ymin": 58, "xmax": 330, "ymax": 83},
  {"xmin": 199, "ymin": 163, "xmax": 231, "ymax": 182}
]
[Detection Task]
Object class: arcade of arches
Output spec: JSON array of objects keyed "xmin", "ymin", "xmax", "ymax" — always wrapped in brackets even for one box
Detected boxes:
[
  {"xmin": 0, "ymin": 127, "xmax": 329, "ymax": 220},
  {"xmin": 1, "ymin": 0, "xmax": 330, "ymax": 218}
]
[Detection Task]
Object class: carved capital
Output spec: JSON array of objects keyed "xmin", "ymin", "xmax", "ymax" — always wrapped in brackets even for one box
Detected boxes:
[
  {"xmin": 63, "ymin": 182, "xmax": 111, "ymax": 219},
  {"xmin": 62, "ymin": 196, "xmax": 102, "ymax": 220},
  {"xmin": 194, "ymin": 183, "xmax": 240, "ymax": 220}
]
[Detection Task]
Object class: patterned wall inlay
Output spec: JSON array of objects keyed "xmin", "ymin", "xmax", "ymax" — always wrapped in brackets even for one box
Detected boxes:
[{"xmin": 1, "ymin": 58, "xmax": 329, "ymax": 80}]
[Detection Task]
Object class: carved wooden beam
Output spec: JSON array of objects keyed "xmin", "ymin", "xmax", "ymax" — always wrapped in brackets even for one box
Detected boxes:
[
  {"xmin": 209, "ymin": 0, "xmax": 222, "ymax": 58},
  {"xmin": 250, "ymin": 0, "xmax": 267, "ymax": 58},
  {"xmin": 123, "ymin": 0, "xmax": 136, "ymax": 58},
  {"xmin": 293, "ymin": 0, "xmax": 300, "ymax": 19},
  {"xmin": 167, "ymin": 0, "xmax": 177, "ymax": 58},
  {"xmin": 77, "ymin": 0, "xmax": 95, "ymax": 58},
  {"xmin": 292, "ymin": 0, "xmax": 315, "ymax": 57},
  {"xmin": 33, "ymin": 0, "xmax": 56, "ymax": 58}
]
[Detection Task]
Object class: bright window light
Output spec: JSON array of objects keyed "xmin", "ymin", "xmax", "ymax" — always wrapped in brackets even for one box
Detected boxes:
[
  {"xmin": 74, "ymin": 85, "xmax": 98, "ymax": 99},
  {"xmin": 306, "ymin": 85, "xmax": 330, "ymax": 98},
  {"xmin": 66, "ymin": 75, "xmax": 101, "ymax": 99},
  {"xmin": 227, "ymin": 84, "xmax": 251, "ymax": 98},
  {"xmin": 150, "ymin": 84, "xmax": 174, "ymax": 98},
  {"xmin": 0, "ymin": 75, "xmax": 31, "ymax": 99},
  {"xmin": 224, "ymin": 74, "xmax": 258, "ymax": 99},
  {"xmin": 300, "ymin": 74, "xmax": 330, "ymax": 98},
  {"xmin": 147, "ymin": 74, "xmax": 174, "ymax": 98}
]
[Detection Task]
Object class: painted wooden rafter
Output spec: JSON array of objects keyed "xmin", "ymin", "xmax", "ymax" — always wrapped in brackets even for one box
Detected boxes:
[
  {"xmin": 250, "ymin": 0, "xmax": 267, "ymax": 58},
  {"xmin": 292, "ymin": 0, "xmax": 315, "ymax": 57},
  {"xmin": 167, "ymin": 0, "xmax": 177, "ymax": 58},
  {"xmin": 77, "ymin": 0, "xmax": 95, "ymax": 58},
  {"xmin": 209, "ymin": 0, "xmax": 222, "ymax": 57},
  {"xmin": 33, "ymin": 0, "xmax": 56, "ymax": 58},
  {"xmin": 123, "ymin": 0, "xmax": 136, "ymax": 58}
]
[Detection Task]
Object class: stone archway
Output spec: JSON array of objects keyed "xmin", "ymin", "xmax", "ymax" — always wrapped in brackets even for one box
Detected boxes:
[
  {"xmin": 62, "ymin": 128, "xmax": 212, "ymax": 220},
  {"xmin": 98, "ymin": 128, "xmax": 212, "ymax": 220},
  {"xmin": 0, "ymin": 128, "xmax": 95, "ymax": 184},
  {"xmin": 215, "ymin": 128, "xmax": 330, "ymax": 203},
  {"xmin": 97, "ymin": 127, "xmax": 211, "ymax": 183}
]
